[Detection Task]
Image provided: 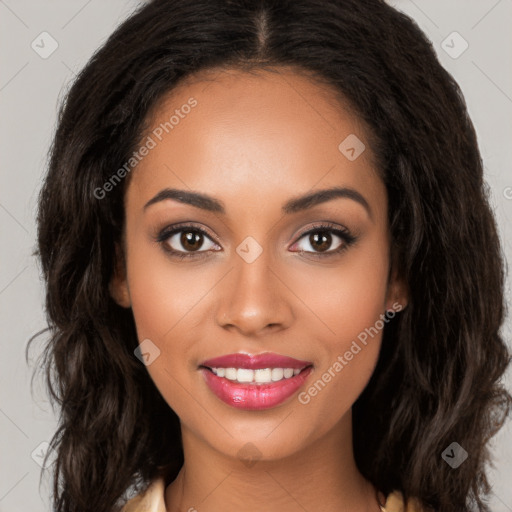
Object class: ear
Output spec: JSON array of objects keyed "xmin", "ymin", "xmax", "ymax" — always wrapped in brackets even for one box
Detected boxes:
[
  {"xmin": 385, "ymin": 260, "xmax": 409, "ymax": 313},
  {"xmin": 109, "ymin": 241, "xmax": 131, "ymax": 308}
]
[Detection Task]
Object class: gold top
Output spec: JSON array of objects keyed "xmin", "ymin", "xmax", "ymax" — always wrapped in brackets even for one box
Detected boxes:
[{"xmin": 120, "ymin": 476, "xmax": 425, "ymax": 512}]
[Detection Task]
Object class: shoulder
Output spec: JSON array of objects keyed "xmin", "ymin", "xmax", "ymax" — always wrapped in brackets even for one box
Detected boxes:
[
  {"xmin": 382, "ymin": 490, "xmax": 432, "ymax": 512},
  {"xmin": 120, "ymin": 476, "xmax": 167, "ymax": 512},
  {"xmin": 120, "ymin": 477, "xmax": 428, "ymax": 512}
]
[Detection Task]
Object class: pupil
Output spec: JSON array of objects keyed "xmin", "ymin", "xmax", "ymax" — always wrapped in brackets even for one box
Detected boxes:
[
  {"xmin": 310, "ymin": 231, "xmax": 331, "ymax": 252},
  {"xmin": 181, "ymin": 231, "xmax": 202, "ymax": 251}
]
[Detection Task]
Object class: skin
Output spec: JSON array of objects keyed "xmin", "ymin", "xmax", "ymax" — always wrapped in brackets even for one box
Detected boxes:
[{"xmin": 110, "ymin": 67, "xmax": 408, "ymax": 512}]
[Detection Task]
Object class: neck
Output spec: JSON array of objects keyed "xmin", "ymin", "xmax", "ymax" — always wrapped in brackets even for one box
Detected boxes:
[{"xmin": 165, "ymin": 411, "xmax": 380, "ymax": 512}]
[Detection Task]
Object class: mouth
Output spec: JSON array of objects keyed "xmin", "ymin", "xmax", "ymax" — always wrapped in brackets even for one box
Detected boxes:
[{"xmin": 199, "ymin": 352, "xmax": 314, "ymax": 410}]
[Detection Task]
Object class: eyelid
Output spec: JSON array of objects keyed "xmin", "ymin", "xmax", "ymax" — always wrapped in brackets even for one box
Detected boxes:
[
  {"xmin": 292, "ymin": 221, "xmax": 355, "ymax": 243},
  {"xmin": 156, "ymin": 221, "xmax": 221, "ymax": 245}
]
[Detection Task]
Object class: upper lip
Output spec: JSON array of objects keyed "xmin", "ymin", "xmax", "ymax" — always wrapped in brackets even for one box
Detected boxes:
[{"xmin": 200, "ymin": 352, "xmax": 313, "ymax": 370}]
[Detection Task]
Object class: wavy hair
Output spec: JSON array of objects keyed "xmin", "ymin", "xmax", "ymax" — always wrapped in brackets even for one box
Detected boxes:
[{"xmin": 28, "ymin": 0, "xmax": 511, "ymax": 511}]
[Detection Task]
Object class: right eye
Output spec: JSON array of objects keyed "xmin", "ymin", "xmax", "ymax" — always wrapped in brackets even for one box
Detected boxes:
[{"xmin": 156, "ymin": 223, "xmax": 221, "ymax": 259}]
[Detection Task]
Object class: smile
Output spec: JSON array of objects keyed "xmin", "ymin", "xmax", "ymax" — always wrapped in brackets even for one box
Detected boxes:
[{"xmin": 199, "ymin": 352, "xmax": 314, "ymax": 410}]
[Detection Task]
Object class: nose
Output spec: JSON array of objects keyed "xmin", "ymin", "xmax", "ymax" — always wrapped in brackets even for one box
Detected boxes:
[{"xmin": 215, "ymin": 250, "xmax": 294, "ymax": 337}]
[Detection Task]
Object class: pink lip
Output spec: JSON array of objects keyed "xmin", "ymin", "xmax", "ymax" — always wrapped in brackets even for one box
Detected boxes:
[
  {"xmin": 200, "ymin": 352, "xmax": 312, "ymax": 370},
  {"xmin": 199, "ymin": 352, "xmax": 313, "ymax": 410}
]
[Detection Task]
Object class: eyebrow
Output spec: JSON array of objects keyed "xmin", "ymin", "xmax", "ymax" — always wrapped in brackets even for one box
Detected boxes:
[{"xmin": 143, "ymin": 186, "xmax": 372, "ymax": 218}]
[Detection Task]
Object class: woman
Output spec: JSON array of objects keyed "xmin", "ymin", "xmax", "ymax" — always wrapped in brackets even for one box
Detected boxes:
[{"xmin": 28, "ymin": 0, "xmax": 511, "ymax": 511}]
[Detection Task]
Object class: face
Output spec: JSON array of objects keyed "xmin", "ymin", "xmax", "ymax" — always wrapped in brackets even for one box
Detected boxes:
[{"xmin": 110, "ymin": 67, "xmax": 407, "ymax": 463}]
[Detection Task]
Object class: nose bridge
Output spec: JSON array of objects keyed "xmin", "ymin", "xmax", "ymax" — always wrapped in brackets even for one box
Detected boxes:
[{"xmin": 215, "ymin": 237, "xmax": 293, "ymax": 334}]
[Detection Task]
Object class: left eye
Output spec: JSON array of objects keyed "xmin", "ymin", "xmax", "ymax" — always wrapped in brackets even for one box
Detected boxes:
[{"xmin": 290, "ymin": 227, "xmax": 354, "ymax": 254}]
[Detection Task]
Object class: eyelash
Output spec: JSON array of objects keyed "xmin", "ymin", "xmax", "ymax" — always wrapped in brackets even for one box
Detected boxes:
[{"xmin": 155, "ymin": 222, "xmax": 357, "ymax": 261}]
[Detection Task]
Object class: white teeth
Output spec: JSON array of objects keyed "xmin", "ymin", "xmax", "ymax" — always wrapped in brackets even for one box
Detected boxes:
[
  {"xmin": 225, "ymin": 368, "xmax": 237, "ymax": 380},
  {"xmin": 254, "ymin": 368, "xmax": 272, "ymax": 383},
  {"xmin": 271, "ymin": 368, "xmax": 284, "ymax": 381},
  {"xmin": 237, "ymin": 368, "xmax": 254, "ymax": 383},
  {"xmin": 210, "ymin": 367, "xmax": 303, "ymax": 384}
]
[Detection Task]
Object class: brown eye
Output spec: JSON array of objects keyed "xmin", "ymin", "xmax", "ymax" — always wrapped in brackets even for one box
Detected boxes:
[
  {"xmin": 156, "ymin": 224, "xmax": 220, "ymax": 258},
  {"xmin": 308, "ymin": 231, "xmax": 333, "ymax": 253},
  {"xmin": 180, "ymin": 230, "xmax": 204, "ymax": 252},
  {"xmin": 290, "ymin": 223, "xmax": 357, "ymax": 257},
  {"xmin": 294, "ymin": 229, "xmax": 345, "ymax": 254},
  {"xmin": 166, "ymin": 229, "xmax": 218, "ymax": 254}
]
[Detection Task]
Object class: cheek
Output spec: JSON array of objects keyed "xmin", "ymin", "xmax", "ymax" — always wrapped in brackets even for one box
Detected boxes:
[
  {"xmin": 294, "ymin": 239, "xmax": 389, "ymax": 404},
  {"xmin": 125, "ymin": 249, "xmax": 199, "ymax": 413},
  {"xmin": 122, "ymin": 241, "xmax": 201, "ymax": 407},
  {"xmin": 125, "ymin": 237, "xmax": 207, "ymax": 341},
  {"xmin": 293, "ymin": 237, "xmax": 390, "ymax": 341}
]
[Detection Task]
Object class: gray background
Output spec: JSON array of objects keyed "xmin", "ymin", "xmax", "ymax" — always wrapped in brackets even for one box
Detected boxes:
[{"xmin": 1, "ymin": 1, "xmax": 511, "ymax": 510}]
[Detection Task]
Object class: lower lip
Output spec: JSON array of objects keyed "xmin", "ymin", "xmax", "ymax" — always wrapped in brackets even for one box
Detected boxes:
[{"xmin": 200, "ymin": 366, "xmax": 313, "ymax": 410}]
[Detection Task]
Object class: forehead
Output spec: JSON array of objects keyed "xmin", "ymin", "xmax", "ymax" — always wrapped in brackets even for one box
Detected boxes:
[{"xmin": 126, "ymin": 67, "xmax": 384, "ymax": 215}]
